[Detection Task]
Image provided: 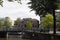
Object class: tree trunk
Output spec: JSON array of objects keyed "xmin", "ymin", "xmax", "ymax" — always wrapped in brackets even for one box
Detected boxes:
[{"xmin": 53, "ymin": 10, "xmax": 56, "ymax": 34}]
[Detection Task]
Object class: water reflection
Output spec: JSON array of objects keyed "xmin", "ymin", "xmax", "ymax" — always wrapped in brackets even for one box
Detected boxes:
[
  {"xmin": 0, "ymin": 38, "xmax": 7, "ymax": 40},
  {"xmin": 0, "ymin": 35, "xmax": 30, "ymax": 40},
  {"xmin": 0, "ymin": 37, "xmax": 31, "ymax": 40}
]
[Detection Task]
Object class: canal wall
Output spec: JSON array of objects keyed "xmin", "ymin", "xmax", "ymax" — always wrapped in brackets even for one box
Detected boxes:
[
  {"xmin": 22, "ymin": 31, "xmax": 60, "ymax": 40},
  {"xmin": 0, "ymin": 31, "xmax": 60, "ymax": 40},
  {"xmin": 0, "ymin": 31, "xmax": 7, "ymax": 38}
]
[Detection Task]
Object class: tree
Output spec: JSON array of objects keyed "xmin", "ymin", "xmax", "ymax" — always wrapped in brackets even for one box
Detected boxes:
[
  {"xmin": 0, "ymin": 0, "xmax": 59, "ymax": 34},
  {"xmin": 14, "ymin": 18, "xmax": 21, "ymax": 26},
  {"xmin": 56, "ymin": 13, "xmax": 60, "ymax": 27},
  {"xmin": 0, "ymin": 0, "xmax": 21, "ymax": 6},
  {"xmin": 0, "ymin": 20, "xmax": 3, "ymax": 28},
  {"xmin": 0, "ymin": 0, "xmax": 3, "ymax": 7},
  {"xmin": 8, "ymin": 0, "xmax": 21, "ymax": 3},
  {"xmin": 28, "ymin": 0, "xmax": 59, "ymax": 34},
  {"xmin": 26, "ymin": 20, "xmax": 32, "ymax": 29},
  {"xmin": 4, "ymin": 17, "xmax": 12, "ymax": 28},
  {"xmin": 40, "ymin": 14, "xmax": 53, "ymax": 31}
]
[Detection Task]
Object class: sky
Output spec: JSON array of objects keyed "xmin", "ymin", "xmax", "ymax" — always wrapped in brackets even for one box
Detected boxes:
[
  {"xmin": 0, "ymin": 0, "xmax": 40, "ymax": 22},
  {"xmin": 0, "ymin": 0, "xmax": 60, "ymax": 24}
]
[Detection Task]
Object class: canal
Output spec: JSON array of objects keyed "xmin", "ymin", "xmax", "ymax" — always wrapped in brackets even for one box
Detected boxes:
[
  {"xmin": 0, "ymin": 35, "xmax": 36, "ymax": 40},
  {"xmin": 0, "ymin": 38, "xmax": 31, "ymax": 40}
]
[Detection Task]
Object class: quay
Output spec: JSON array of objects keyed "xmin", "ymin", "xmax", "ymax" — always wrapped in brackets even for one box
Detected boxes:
[{"xmin": 0, "ymin": 31, "xmax": 60, "ymax": 40}]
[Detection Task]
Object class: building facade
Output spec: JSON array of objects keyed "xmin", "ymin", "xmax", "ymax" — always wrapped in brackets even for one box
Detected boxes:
[{"xmin": 16, "ymin": 18, "xmax": 39, "ymax": 30}]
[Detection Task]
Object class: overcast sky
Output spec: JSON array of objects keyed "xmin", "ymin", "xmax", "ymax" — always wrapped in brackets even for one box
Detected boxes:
[{"xmin": 0, "ymin": 0, "xmax": 40, "ymax": 22}]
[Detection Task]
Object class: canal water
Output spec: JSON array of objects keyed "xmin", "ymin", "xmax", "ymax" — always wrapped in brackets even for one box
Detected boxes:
[
  {"xmin": 0, "ymin": 38, "xmax": 31, "ymax": 40},
  {"xmin": 0, "ymin": 35, "xmax": 36, "ymax": 40}
]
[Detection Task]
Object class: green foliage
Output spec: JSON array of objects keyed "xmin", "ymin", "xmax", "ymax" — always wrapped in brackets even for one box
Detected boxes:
[
  {"xmin": 4, "ymin": 17, "xmax": 12, "ymax": 27},
  {"xmin": 57, "ymin": 13, "xmax": 60, "ymax": 22},
  {"xmin": 0, "ymin": 20, "xmax": 3, "ymax": 28},
  {"xmin": 56, "ymin": 22, "xmax": 60, "ymax": 27},
  {"xmin": 26, "ymin": 20, "xmax": 32, "ymax": 29},
  {"xmin": 8, "ymin": 0, "xmax": 21, "ymax": 3},
  {"xmin": 40, "ymin": 14, "xmax": 53, "ymax": 28},
  {"xmin": 14, "ymin": 21, "xmax": 17, "ymax": 26},
  {"xmin": 56, "ymin": 3, "xmax": 60, "ymax": 9},
  {"xmin": 28, "ymin": 0, "xmax": 58, "ymax": 16},
  {"xmin": 8, "ymin": 0, "xmax": 14, "ymax": 2},
  {"xmin": 14, "ymin": 18, "xmax": 21, "ymax": 26},
  {"xmin": 0, "ymin": 0, "xmax": 22, "ymax": 6},
  {"xmin": 28, "ymin": 0, "xmax": 58, "ymax": 34},
  {"xmin": 56, "ymin": 13, "xmax": 60, "ymax": 27},
  {"xmin": 0, "ymin": 0, "xmax": 3, "ymax": 7}
]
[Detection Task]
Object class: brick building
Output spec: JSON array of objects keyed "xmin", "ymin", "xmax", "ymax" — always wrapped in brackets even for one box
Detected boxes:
[{"xmin": 16, "ymin": 18, "xmax": 39, "ymax": 30}]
